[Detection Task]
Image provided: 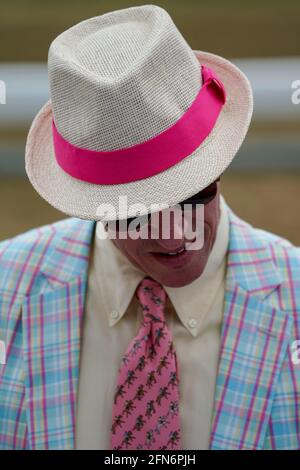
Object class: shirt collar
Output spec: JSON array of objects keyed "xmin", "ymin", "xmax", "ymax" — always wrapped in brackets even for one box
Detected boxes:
[{"xmin": 93, "ymin": 194, "xmax": 230, "ymax": 336}]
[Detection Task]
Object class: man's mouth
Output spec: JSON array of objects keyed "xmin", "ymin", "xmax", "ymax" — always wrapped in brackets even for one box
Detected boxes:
[
  {"xmin": 160, "ymin": 247, "xmax": 185, "ymax": 256},
  {"xmin": 148, "ymin": 245, "xmax": 194, "ymax": 268},
  {"xmin": 150, "ymin": 244, "xmax": 186, "ymax": 256}
]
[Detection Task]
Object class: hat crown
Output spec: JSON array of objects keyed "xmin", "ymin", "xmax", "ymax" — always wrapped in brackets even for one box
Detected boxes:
[{"xmin": 48, "ymin": 4, "xmax": 201, "ymax": 151}]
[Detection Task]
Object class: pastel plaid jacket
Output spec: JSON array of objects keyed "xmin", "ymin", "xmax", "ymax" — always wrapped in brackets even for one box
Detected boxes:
[{"xmin": 0, "ymin": 203, "xmax": 300, "ymax": 450}]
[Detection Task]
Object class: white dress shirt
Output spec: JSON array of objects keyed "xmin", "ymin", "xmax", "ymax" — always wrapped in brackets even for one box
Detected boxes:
[{"xmin": 76, "ymin": 194, "xmax": 230, "ymax": 449}]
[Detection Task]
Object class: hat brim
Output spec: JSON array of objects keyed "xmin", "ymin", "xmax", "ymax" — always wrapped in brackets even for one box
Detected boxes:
[{"xmin": 25, "ymin": 50, "xmax": 253, "ymax": 221}]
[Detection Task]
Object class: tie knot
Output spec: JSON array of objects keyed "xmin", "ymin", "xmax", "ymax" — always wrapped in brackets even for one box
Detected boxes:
[{"xmin": 136, "ymin": 277, "xmax": 167, "ymax": 324}]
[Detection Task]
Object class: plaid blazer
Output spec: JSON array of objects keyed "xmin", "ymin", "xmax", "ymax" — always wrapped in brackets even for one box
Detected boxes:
[{"xmin": 0, "ymin": 203, "xmax": 300, "ymax": 450}]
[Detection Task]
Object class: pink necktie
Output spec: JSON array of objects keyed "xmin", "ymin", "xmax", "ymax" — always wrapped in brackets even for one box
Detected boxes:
[{"xmin": 110, "ymin": 277, "xmax": 181, "ymax": 450}]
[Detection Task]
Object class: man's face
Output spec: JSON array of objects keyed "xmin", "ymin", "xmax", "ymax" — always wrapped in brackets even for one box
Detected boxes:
[{"xmin": 109, "ymin": 179, "xmax": 221, "ymax": 287}]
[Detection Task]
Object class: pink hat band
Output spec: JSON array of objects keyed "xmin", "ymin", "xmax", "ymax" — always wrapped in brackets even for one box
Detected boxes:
[{"xmin": 52, "ymin": 64, "xmax": 226, "ymax": 185}]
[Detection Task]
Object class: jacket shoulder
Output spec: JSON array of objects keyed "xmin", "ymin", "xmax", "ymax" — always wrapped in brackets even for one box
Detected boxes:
[
  {"xmin": 228, "ymin": 208, "xmax": 300, "ymax": 306},
  {"xmin": 229, "ymin": 207, "xmax": 299, "ymax": 261},
  {"xmin": 0, "ymin": 217, "xmax": 90, "ymax": 294},
  {"xmin": 247, "ymin": 223, "xmax": 300, "ymax": 310},
  {"xmin": 253, "ymin": 226, "xmax": 300, "ymax": 272}
]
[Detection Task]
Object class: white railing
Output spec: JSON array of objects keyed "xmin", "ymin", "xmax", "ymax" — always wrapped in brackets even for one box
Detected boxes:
[
  {"xmin": 0, "ymin": 58, "xmax": 300, "ymax": 125},
  {"xmin": 0, "ymin": 58, "xmax": 299, "ymax": 174}
]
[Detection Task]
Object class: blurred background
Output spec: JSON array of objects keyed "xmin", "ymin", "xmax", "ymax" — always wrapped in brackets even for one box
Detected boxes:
[{"xmin": 0, "ymin": 0, "xmax": 299, "ymax": 243}]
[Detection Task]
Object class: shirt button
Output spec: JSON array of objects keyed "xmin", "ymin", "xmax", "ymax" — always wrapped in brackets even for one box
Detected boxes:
[
  {"xmin": 110, "ymin": 310, "xmax": 119, "ymax": 320},
  {"xmin": 187, "ymin": 318, "xmax": 197, "ymax": 329}
]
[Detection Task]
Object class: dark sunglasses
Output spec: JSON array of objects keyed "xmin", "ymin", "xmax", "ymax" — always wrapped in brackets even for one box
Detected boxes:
[
  {"xmin": 177, "ymin": 176, "xmax": 220, "ymax": 210},
  {"xmin": 119, "ymin": 176, "xmax": 220, "ymax": 228}
]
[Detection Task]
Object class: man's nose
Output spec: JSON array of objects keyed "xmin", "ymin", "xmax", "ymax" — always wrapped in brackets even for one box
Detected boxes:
[{"xmin": 149, "ymin": 207, "xmax": 192, "ymax": 251}]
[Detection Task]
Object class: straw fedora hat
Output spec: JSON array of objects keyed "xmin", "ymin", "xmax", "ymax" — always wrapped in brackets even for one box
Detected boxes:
[{"xmin": 25, "ymin": 4, "xmax": 253, "ymax": 221}]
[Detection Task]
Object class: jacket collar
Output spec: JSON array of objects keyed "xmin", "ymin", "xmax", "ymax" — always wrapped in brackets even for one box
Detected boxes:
[
  {"xmin": 37, "ymin": 204, "xmax": 283, "ymax": 310},
  {"xmin": 23, "ymin": 205, "xmax": 292, "ymax": 449},
  {"xmin": 224, "ymin": 209, "xmax": 283, "ymax": 298}
]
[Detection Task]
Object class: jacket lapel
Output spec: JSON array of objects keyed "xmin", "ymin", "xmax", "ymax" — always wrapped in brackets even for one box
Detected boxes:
[
  {"xmin": 22, "ymin": 218, "xmax": 96, "ymax": 449},
  {"xmin": 210, "ymin": 207, "xmax": 293, "ymax": 449}
]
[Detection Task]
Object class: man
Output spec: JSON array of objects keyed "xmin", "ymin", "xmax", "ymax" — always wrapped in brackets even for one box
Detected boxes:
[{"xmin": 0, "ymin": 5, "xmax": 300, "ymax": 450}]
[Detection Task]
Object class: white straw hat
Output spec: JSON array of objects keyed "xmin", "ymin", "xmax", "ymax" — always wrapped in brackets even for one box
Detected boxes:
[{"xmin": 25, "ymin": 4, "xmax": 253, "ymax": 221}]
